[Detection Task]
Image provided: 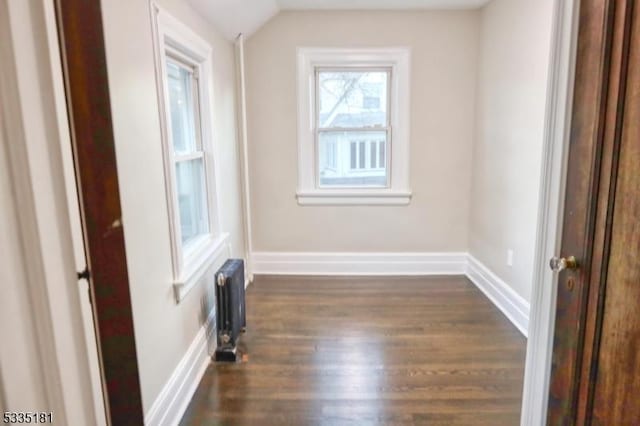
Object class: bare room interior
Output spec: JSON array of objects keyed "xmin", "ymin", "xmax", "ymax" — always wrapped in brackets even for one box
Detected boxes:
[{"xmin": 3, "ymin": 0, "xmax": 640, "ymax": 425}]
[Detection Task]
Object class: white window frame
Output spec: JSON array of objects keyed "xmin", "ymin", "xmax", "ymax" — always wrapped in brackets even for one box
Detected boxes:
[
  {"xmin": 151, "ymin": 4, "xmax": 228, "ymax": 302},
  {"xmin": 296, "ymin": 47, "xmax": 412, "ymax": 205}
]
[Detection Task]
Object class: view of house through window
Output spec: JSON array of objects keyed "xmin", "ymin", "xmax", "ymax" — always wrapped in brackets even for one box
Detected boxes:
[
  {"xmin": 317, "ymin": 69, "xmax": 390, "ymax": 187},
  {"xmin": 166, "ymin": 58, "xmax": 210, "ymax": 246}
]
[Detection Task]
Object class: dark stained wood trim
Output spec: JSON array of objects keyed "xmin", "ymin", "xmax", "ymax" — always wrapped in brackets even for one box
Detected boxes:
[
  {"xmin": 575, "ymin": 1, "xmax": 635, "ymax": 423},
  {"xmin": 53, "ymin": 1, "xmax": 144, "ymax": 424},
  {"xmin": 549, "ymin": 0, "xmax": 637, "ymax": 424},
  {"xmin": 589, "ymin": 2, "xmax": 640, "ymax": 418},
  {"xmin": 547, "ymin": 0, "xmax": 615, "ymax": 423}
]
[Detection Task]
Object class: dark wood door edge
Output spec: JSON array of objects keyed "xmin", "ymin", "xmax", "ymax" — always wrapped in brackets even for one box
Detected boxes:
[
  {"xmin": 575, "ymin": 1, "xmax": 635, "ymax": 423},
  {"xmin": 548, "ymin": 0, "xmax": 637, "ymax": 423},
  {"xmin": 53, "ymin": 0, "xmax": 144, "ymax": 424},
  {"xmin": 547, "ymin": 0, "xmax": 614, "ymax": 422}
]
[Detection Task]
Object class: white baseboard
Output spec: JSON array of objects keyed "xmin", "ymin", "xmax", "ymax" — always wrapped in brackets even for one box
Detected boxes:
[
  {"xmin": 252, "ymin": 251, "xmax": 529, "ymax": 337},
  {"xmin": 146, "ymin": 252, "xmax": 528, "ymax": 426},
  {"xmin": 145, "ymin": 309, "xmax": 215, "ymax": 426},
  {"xmin": 466, "ymin": 255, "xmax": 530, "ymax": 337},
  {"xmin": 145, "ymin": 253, "xmax": 530, "ymax": 425},
  {"xmin": 252, "ymin": 252, "xmax": 468, "ymax": 276}
]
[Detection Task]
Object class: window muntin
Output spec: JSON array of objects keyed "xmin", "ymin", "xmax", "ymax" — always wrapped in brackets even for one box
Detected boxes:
[
  {"xmin": 316, "ymin": 69, "xmax": 390, "ymax": 188},
  {"xmin": 165, "ymin": 55, "xmax": 210, "ymax": 251}
]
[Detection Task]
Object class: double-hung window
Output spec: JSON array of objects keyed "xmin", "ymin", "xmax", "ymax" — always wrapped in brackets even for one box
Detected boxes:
[
  {"xmin": 152, "ymin": 5, "xmax": 228, "ymax": 301},
  {"xmin": 166, "ymin": 57, "xmax": 209, "ymax": 246},
  {"xmin": 297, "ymin": 48, "xmax": 411, "ymax": 205}
]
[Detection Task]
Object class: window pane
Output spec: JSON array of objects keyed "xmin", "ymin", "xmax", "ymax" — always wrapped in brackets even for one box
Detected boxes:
[
  {"xmin": 370, "ymin": 141, "xmax": 377, "ymax": 168},
  {"xmin": 318, "ymin": 70, "xmax": 388, "ymax": 128},
  {"xmin": 379, "ymin": 140, "xmax": 386, "ymax": 168},
  {"xmin": 318, "ymin": 131, "xmax": 387, "ymax": 187},
  {"xmin": 350, "ymin": 142, "xmax": 357, "ymax": 169},
  {"xmin": 175, "ymin": 158, "xmax": 209, "ymax": 246},
  {"xmin": 166, "ymin": 59, "xmax": 198, "ymax": 155},
  {"xmin": 327, "ymin": 142, "xmax": 336, "ymax": 168}
]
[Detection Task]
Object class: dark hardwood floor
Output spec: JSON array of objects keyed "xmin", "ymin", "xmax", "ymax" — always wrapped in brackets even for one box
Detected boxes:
[{"xmin": 180, "ymin": 275, "xmax": 526, "ymax": 425}]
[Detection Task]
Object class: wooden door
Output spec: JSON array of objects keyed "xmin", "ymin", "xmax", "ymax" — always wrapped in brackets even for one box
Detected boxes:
[
  {"xmin": 54, "ymin": 0, "xmax": 144, "ymax": 424},
  {"xmin": 548, "ymin": 0, "xmax": 640, "ymax": 424}
]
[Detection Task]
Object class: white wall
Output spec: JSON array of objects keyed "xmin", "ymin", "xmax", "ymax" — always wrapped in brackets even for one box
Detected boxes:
[
  {"xmin": 101, "ymin": 0, "xmax": 245, "ymax": 413},
  {"xmin": 243, "ymin": 5, "xmax": 554, "ymax": 302},
  {"xmin": 0, "ymin": 101, "xmax": 51, "ymax": 417},
  {"xmin": 0, "ymin": 0, "xmax": 100, "ymax": 423},
  {"xmin": 245, "ymin": 10, "xmax": 479, "ymax": 252},
  {"xmin": 469, "ymin": 0, "xmax": 555, "ymax": 302}
]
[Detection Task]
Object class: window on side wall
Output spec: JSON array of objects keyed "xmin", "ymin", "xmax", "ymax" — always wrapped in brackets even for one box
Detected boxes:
[
  {"xmin": 152, "ymin": 5, "xmax": 228, "ymax": 302},
  {"xmin": 296, "ymin": 48, "xmax": 411, "ymax": 205}
]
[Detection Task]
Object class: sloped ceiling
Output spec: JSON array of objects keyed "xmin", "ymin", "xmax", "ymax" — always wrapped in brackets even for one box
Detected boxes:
[
  {"xmin": 187, "ymin": 0, "xmax": 280, "ymax": 40},
  {"xmin": 188, "ymin": 0, "xmax": 491, "ymax": 40}
]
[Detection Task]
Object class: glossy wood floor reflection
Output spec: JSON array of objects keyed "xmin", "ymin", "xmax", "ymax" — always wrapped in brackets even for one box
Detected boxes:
[{"xmin": 180, "ymin": 275, "xmax": 526, "ymax": 425}]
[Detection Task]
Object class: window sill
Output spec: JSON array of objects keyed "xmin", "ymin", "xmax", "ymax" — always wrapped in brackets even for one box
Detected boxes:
[
  {"xmin": 296, "ymin": 190, "xmax": 412, "ymax": 206},
  {"xmin": 173, "ymin": 232, "xmax": 230, "ymax": 303}
]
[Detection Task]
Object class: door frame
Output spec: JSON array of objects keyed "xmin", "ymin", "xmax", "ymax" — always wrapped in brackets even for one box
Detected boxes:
[
  {"xmin": 54, "ymin": 0, "xmax": 145, "ymax": 424},
  {"xmin": 521, "ymin": 0, "xmax": 580, "ymax": 424},
  {"xmin": 0, "ymin": 0, "xmax": 145, "ymax": 424},
  {"xmin": 0, "ymin": 0, "xmax": 102, "ymax": 424}
]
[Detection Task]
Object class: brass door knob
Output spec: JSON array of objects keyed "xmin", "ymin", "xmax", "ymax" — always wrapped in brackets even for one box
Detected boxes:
[{"xmin": 549, "ymin": 256, "xmax": 578, "ymax": 272}]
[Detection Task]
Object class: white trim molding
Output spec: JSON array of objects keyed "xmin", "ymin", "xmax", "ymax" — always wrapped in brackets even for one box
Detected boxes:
[
  {"xmin": 296, "ymin": 47, "xmax": 412, "ymax": 205},
  {"xmin": 466, "ymin": 255, "xmax": 530, "ymax": 336},
  {"xmin": 145, "ymin": 309, "xmax": 215, "ymax": 426},
  {"xmin": 150, "ymin": 3, "xmax": 227, "ymax": 302},
  {"xmin": 172, "ymin": 233, "xmax": 230, "ymax": 302},
  {"xmin": 253, "ymin": 251, "xmax": 467, "ymax": 276},
  {"xmin": 296, "ymin": 190, "xmax": 412, "ymax": 206},
  {"xmin": 521, "ymin": 0, "xmax": 579, "ymax": 424},
  {"xmin": 0, "ymin": 1, "xmax": 102, "ymax": 424},
  {"xmin": 251, "ymin": 251, "xmax": 531, "ymax": 338}
]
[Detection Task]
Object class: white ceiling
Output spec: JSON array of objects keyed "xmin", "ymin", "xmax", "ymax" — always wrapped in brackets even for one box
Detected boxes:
[
  {"xmin": 188, "ymin": 0, "xmax": 279, "ymax": 41},
  {"xmin": 188, "ymin": 0, "xmax": 491, "ymax": 40}
]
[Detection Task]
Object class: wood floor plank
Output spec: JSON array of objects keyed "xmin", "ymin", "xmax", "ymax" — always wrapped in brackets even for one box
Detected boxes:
[{"xmin": 180, "ymin": 275, "xmax": 526, "ymax": 425}]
